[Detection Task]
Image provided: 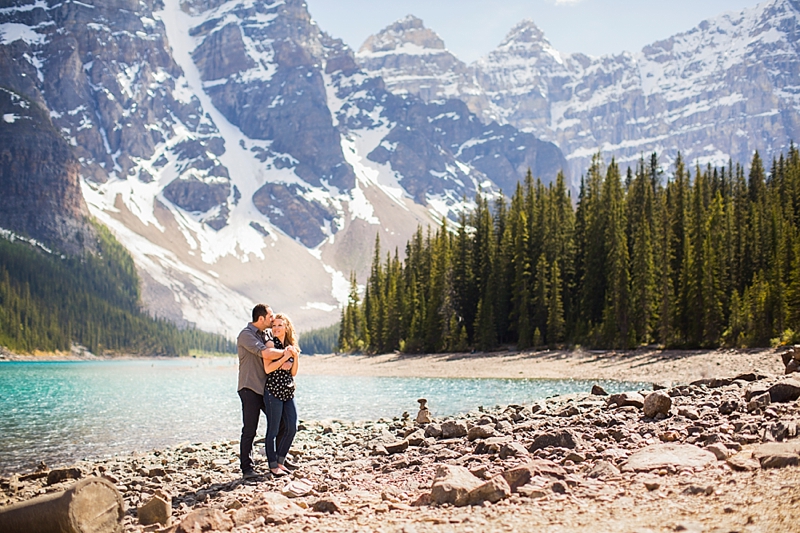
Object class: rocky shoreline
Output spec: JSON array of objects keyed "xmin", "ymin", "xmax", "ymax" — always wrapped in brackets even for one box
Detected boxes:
[{"xmin": 2, "ymin": 372, "xmax": 800, "ymax": 532}]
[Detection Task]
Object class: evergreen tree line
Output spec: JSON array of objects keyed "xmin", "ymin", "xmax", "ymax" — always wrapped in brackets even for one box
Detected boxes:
[
  {"xmin": 0, "ymin": 221, "xmax": 234, "ymax": 356},
  {"xmin": 339, "ymin": 146, "xmax": 800, "ymax": 353},
  {"xmin": 299, "ymin": 322, "xmax": 339, "ymax": 354}
]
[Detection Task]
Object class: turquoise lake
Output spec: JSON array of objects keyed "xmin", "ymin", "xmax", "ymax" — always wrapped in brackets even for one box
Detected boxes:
[{"xmin": 0, "ymin": 358, "xmax": 647, "ymax": 475}]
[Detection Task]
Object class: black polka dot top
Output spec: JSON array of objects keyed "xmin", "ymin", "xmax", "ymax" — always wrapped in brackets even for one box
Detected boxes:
[{"xmin": 265, "ymin": 336, "xmax": 296, "ymax": 401}]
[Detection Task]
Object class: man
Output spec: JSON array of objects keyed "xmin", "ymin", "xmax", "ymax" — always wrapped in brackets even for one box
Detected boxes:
[{"xmin": 237, "ymin": 303, "xmax": 287, "ymax": 478}]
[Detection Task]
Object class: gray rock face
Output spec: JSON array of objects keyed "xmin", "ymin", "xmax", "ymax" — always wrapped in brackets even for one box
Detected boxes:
[
  {"xmin": 0, "ymin": 89, "xmax": 95, "ymax": 254},
  {"xmin": 252, "ymin": 183, "xmax": 337, "ymax": 248}
]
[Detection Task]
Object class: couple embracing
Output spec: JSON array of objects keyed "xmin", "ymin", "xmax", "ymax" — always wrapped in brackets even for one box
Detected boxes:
[{"xmin": 236, "ymin": 304, "xmax": 300, "ymax": 479}]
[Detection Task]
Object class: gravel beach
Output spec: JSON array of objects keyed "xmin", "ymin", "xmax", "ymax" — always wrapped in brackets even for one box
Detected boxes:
[{"xmin": 2, "ymin": 348, "xmax": 799, "ymax": 532}]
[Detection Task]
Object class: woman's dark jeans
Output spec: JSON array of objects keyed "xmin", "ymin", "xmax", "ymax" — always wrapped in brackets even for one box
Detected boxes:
[{"xmin": 263, "ymin": 389, "xmax": 297, "ymax": 469}]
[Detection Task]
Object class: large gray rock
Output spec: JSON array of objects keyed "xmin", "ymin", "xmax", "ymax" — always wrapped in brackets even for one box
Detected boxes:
[
  {"xmin": 430, "ymin": 465, "xmax": 483, "ymax": 506},
  {"xmin": 621, "ymin": 444, "xmax": 717, "ymax": 472}
]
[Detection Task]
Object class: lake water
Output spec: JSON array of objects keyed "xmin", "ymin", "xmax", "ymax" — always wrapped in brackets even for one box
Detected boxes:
[{"xmin": 0, "ymin": 358, "xmax": 647, "ymax": 475}]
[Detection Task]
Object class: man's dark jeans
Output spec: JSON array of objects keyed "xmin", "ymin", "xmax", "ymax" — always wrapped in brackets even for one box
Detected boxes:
[{"xmin": 238, "ymin": 387, "xmax": 285, "ymax": 473}]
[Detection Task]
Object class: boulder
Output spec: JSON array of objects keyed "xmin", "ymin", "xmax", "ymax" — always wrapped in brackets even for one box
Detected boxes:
[
  {"xmin": 465, "ymin": 476, "xmax": 511, "ymax": 506},
  {"xmin": 430, "ymin": 465, "xmax": 483, "ymax": 506},
  {"xmin": 591, "ymin": 384, "xmax": 608, "ymax": 396},
  {"xmin": 643, "ymin": 391, "xmax": 672, "ymax": 418},
  {"xmin": 621, "ymin": 444, "xmax": 716, "ymax": 472},
  {"xmin": 406, "ymin": 429, "xmax": 426, "ymax": 447}
]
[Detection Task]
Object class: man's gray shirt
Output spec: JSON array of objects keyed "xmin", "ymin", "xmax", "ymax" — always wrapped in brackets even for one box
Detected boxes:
[{"xmin": 237, "ymin": 323, "xmax": 268, "ymax": 394}]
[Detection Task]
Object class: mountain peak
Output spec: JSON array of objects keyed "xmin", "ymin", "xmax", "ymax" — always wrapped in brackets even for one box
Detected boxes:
[
  {"xmin": 500, "ymin": 19, "xmax": 547, "ymax": 46},
  {"xmin": 358, "ymin": 15, "xmax": 445, "ymax": 55}
]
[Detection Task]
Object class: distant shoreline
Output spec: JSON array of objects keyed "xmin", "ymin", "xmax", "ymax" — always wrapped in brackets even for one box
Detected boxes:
[{"xmin": 3, "ymin": 347, "xmax": 784, "ymax": 384}]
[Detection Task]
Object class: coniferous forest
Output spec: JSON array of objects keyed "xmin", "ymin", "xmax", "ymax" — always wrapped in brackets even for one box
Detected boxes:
[
  {"xmin": 340, "ymin": 146, "xmax": 800, "ymax": 354},
  {"xmin": 0, "ymin": 221, "xmax": 234, "ymax": 356}
]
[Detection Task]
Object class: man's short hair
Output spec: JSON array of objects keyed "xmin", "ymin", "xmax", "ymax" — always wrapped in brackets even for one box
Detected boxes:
[{"xmin": 252, "ymin": 304, "xmax": 270, "ymax": 322}]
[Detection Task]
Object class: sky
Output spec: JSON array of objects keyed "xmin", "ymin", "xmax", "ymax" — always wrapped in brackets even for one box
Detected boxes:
[{"xmin": 304, "ymin": 0, "xmax": 761, "ymax": 63}]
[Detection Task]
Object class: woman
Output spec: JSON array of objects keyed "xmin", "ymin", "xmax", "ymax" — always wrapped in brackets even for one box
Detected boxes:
[{"xmin": 262, "ymin": 312, "xmax": 300, "ymax": 476}]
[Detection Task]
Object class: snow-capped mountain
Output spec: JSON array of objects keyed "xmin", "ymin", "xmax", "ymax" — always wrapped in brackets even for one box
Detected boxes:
[
  {"xmin": 0, "ymin": 0, "xmax": 565, "ymax": 335},
  {"xmin": 359, "ymin": 0, "xmax": 800, "ymax": 180}
]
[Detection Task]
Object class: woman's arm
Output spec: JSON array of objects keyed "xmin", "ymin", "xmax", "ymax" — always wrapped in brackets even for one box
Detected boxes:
[{"xmin": 262, "ymin": 342, "xmax": 291, "ymax": 374}]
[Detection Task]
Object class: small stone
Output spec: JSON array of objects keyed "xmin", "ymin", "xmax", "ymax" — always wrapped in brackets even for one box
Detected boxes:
[
  {"xmin": 312, "ymin": 496, "xmax": 343, "ymax": 514},
  {"xmin": 726, "ymin": 454, "xmax": 760, "ymax": 472},
  {"xmin": 281, "ymin": 478, "xmax": 313, "ymax": 498},
  {"xmin": 768, "ymin": 379, "xmax": 800, "ymax": 403},
  {"xmin": 465, "ymin": 475, "xmax": 511, "ymax": 506},
  {"xmin": 406, "ymin": 429, "xmax": 426, "ymax": 446},
  {"xmin": 385, "ymin": 440, "xmax": 409, "ymax": 454},
  {"xmin": 621, "ymin": 444, "xmax": 716, "ymax": 472},
  {"xmin": 564, "ymin": 452, "xmax": 585, "ymax": 463},
  {"xmin": 177, "ymin": 508, "xmax": 233, "ymax": 533},
  {"xmin": 430, "ymin": 465, "xmax": 483, "ymax": 506},
  {"xmin": 467, "ymin": 425, "xmax": 496, "ymax": 441},
  {"xmin": 551, "ymin": 481, "xmax": 568, "ymax": 494},
  {"xmin": 659, "ymin": 430, "xmax": 682, "ymax": 442},
  {"xmin": 705, "ymin": 443, "xmax": 731, "ymax": 460},
  {"xmin": 424, "ymin": 423, "xmax": 442, "ymax": 439},
  {"xmin": 718, "ymin": 400, "xmax": 739, "ymax": 415},
  {"xmin": 643, "ymin": 391, "xmax": 672, "ymax": 418},
  {"xmin": 555, "ymin": 405, "xmax": 580, "ymax": 417},
  {"xmin": 499, "ymin": 441, "xmax": 528, "ymax": 460},
  {"xmin": 760, "ymin": 453, "xmax": 800, "ymax": 469},
  {"xmin": 46, "ymin": 467, "xmax": 82, "ymax": 486},
  {"xmin": 502, "ymin": 459, "xmax": 566, "ymax": 491},
  {"xmin": 138, "ymin": 495, "xmax": 171, "ymax": 526},
  {"xmin": 587, "ymin": 460, "xmax": 620, "ymax": 479},
  {"xmin": 233, "ymin": 492, "xmax": 303, "ymax": 526},
  {"xmin": 678, "ymin": 407, "xmax": 700, "ymax": 421},
  {"xmin": 529, "ymin": 429, "xmax": 580, "ymax": 451},
  {"xmin": 682, "ymin": 484, "xmax": 714, "ymax": 496},
  {"xmin": 591, "ymin": 384, "xmax": 608, "ymax": 396},
  {"xmin": 747, "ymin": 392, "xmax": 771, "ymax": 412},
  {"xmin": 441, "ymin": 420, "xmax": 468, "ymax": 439},
  {"xmin": 608, "ymin": 392, "xmax": 645, "ymax": 409}
]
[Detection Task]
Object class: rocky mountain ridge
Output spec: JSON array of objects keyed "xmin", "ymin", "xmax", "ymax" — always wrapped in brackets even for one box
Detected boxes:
[
  {"xmin": 358, "ymin": 0, "xmax": 800, "ymax": 180},
  {"xmin": 0, "ymin": 0, "xmax": 566, "ymax": 335}
]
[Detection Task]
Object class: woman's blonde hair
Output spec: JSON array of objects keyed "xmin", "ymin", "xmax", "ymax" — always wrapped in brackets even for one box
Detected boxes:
[{"xmin": 273, "ymin": 312, "xmax": 298, "ymax": 349}]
